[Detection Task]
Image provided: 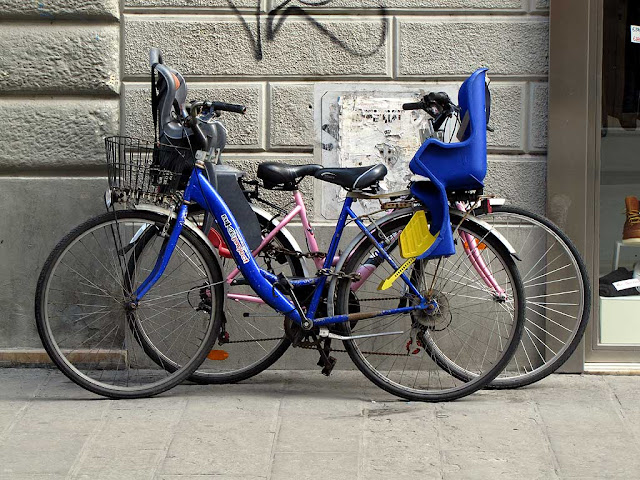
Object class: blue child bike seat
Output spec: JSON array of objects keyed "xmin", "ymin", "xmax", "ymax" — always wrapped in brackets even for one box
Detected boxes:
[{"xmin": 408, "ymin": 68, "xmax": 489, "ymax": 259}]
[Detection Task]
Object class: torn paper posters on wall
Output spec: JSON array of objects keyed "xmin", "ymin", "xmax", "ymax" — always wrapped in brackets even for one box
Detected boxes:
[{"xmin": 315, "ymin": 85, "xmax": 459, "ymax": 219}]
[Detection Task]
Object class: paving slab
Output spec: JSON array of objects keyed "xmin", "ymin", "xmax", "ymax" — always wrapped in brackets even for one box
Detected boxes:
[{"xmin": 0, "ymin": 369, "xmax": 639, "ymax": 479}]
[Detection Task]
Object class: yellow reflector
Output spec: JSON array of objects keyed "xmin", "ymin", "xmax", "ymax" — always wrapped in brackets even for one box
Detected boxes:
[
  {"xmin": 399, "ymin": 210, "xmax": 439, "ymax": 259},
  {"xmin": 207, "ymin": 350, "xmax": 229, "ymax": 361}
]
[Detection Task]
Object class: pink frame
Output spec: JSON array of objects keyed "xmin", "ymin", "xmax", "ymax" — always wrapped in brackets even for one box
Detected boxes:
[
  {"xmin": 223, "ymin": 192, "xmax": 505, "ymax": 306},
  {"xmin": 226, "ymin": 191, "xmax": 337, "ymax": 305}
]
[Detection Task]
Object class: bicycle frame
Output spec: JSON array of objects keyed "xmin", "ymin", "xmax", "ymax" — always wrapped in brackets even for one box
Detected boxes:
[
  {"xmin": 222, "ymin": 191, "xmax": 507, "ymax": 305},
  {"xmin": 225, "ymin": 189, "xmax": 382, "ymax": 304},
  {"xmin": 134, "ymin": 166, "xmax": 428, "ymax": 327}
]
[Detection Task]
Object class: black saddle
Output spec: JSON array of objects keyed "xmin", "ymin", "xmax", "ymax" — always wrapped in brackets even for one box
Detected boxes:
[
  {"xmin": 314, "ymin": 164, "xmax": 387, "ymax": 190},
  {"xmin": 257, "ymin": 162, "xmax": 323, "ymax": 190}
]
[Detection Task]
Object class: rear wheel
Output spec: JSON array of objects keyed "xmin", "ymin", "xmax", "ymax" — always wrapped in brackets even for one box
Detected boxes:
[
  {"xmin": 476, "ymin": 205, "xmax": 591, "ymax": 388},
  {"xmin": 332, "ymin": 211, "xmax": 525, "ymax": 402},
  {"xmin": 131, "ymin": 210, "xmax": 304, "ymax": 384}
]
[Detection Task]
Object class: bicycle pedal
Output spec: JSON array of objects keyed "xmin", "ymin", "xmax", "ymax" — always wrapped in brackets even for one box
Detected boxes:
[{"xmin": 320, "ymin": 356, "xmax": 337, "ymax": 376}]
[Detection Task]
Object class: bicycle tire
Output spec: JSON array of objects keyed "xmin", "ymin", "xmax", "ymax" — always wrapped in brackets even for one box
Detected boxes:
[
  {"xmin": 131, "ymin": 210, "xmax": 304, "ymax": 384},
  {"xmin": 476, "ymin": 205, "xmax": 591, "ymax": 389},
  {"xmin": 35, "ymin": 210, "xmax": 223, "ymax": 399},
  {"xmin": 331, "ymin": 211, "xmax": 525, "ymax": 402}
]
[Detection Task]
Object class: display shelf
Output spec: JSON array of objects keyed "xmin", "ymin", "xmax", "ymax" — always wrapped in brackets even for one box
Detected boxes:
[{"xmin": 600, "ymin": 296, "xmax": 640, "ymax": 344}]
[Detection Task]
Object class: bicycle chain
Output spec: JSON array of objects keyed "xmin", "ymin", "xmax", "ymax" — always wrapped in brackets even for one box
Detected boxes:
[
  {"xmin": 266, "ymin": 245, "xmax": 327, "ymax": 259},
  {"xmin": 221, "ymin": 336, "xmax": 410, "ymax": 356},
  {"xmin": 316, "ymin": 268, "xmax": 361, "ymax": 281}
]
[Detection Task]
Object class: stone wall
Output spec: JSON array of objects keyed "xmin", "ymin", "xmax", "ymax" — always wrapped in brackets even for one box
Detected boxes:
[
  {"xmin": 0, "ymin": 1, "xmax": 120, "ymax": 350},
  {"xmin": 0, "ymin": 0, "xmax": 548, "ymax": 354}
]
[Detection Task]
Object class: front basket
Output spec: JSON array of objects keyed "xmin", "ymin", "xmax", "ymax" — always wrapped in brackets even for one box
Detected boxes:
[{"xmin": 104, "ymin": 136, "xmax": 194, "ymax": 205}]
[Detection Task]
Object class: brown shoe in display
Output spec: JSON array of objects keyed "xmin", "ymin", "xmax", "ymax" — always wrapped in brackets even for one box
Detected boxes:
[{"xmin": 623, "ymin": 196, "xmax": 640, "ymax": 244}]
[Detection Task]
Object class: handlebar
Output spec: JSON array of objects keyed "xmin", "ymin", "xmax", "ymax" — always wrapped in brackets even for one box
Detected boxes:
[
  {"xmin": 211, "ymin": 102, "xmax": 247, "ymax": 114},
  {"xmin": 403, "ymin": 91, "xmax": 459, "ymax": 132},
  {"xmin": 187, "ymin": 100, "xmax": 247, "ymax": 116},
  {"xmin": 402, "ymin": 92, "xmax": 457, "ymax": 116},
  {"xmin": 402, "ymin": 101, "xmax": 423, "ymax": 111}
]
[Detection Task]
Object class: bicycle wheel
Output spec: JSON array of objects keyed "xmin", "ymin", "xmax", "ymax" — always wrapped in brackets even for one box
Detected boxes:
[
  {"xmin": 35, "ymin": 210, "xmax": 223, "ymax": 399},
  {"xmin": 177, "ymin": 212, "xmax": 304, "ymax": 384},
  {"xmin": 475, "ymin": 205, "xmax": 591, "ymax": 388},
  {"xmin": 331, "ymin": 211, "xmax": 525, "ymax": 402}
]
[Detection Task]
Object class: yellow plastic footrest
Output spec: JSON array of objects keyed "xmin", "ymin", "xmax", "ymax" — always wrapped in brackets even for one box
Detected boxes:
[
  {"xmin": 399, "ymin": 210, "xmax": 439, "ymax": 259},
  {"xmin": 377, "ymin": 211, "xmax": 440, "ymax": 291}
]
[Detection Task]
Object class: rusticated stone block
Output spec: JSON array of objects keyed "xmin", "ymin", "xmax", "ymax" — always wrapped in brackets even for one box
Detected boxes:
[
  {"xmin": 124, "ymin": 16, "xmax": 390, "ymax": 78},
  {"xmin": 529, "ymin": 82, "xmax": 548, "ymax": 151},
  {"xmin": 0, "ymin": 0, "xmax": 119, "ymax": 19},
  {"xmin": 398, "ymin": 18, "xmax": 549, "ymax": 77},
  {"xmin": 267, "ymin": 0, "xmax": 525, "ymax": 10},
  {"xmin": 0, "ymin": 25, "xmax": 119, "ymax": 94},
  {"xmin": 270, "ymin": 83, "xmax": 314, "ymax": 148},
  {"xmin": 485, "ymin": 156, "xmax": 547, "ymax": 214},
  {"xmin": 0, "ymin": 99, "xmax": 119, "ymax": 169},
  {"xmin": 126, "ymin": 0, "xmax": 255, "ymax": 7},
  {"xmin": 488, "ymin": 83, "xmax": 526, "ymax": 152},
  {"xmin": 123, "ymin": 83, "xmax": 263, "ymax": 148},
  {"xmin": 534, "ymin": 0, "xmax": 549, "ymax": 10}
]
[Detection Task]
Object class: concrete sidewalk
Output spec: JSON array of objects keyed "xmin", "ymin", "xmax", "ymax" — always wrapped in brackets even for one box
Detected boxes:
[{"xmin": 0, "ymin": 368, "xmax": 638, "ymax": 479}]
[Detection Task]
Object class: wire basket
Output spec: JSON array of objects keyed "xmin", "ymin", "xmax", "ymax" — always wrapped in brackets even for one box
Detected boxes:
[{"xmin": 105, "ymin": 136, "xmax": 195, "ymax": 205}]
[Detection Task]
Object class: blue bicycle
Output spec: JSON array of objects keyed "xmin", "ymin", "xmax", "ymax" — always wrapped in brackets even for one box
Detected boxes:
[{"xmin": 34, "ymin": 50, "xmax": 525, "ymax": 400}]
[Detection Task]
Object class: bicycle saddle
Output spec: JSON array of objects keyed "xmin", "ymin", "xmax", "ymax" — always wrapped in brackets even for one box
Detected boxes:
[
  {"xmin": 257, "ymin": 162, "xmax": 323, "ymax": 190},
  {"xmin": 314, "ymin": 164, "xmax": 387, "ymax": 190}
]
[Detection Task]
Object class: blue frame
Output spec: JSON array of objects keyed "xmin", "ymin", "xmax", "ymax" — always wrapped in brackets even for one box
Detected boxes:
[{"xmin": 135, "ymin": 168, "xmax": 428, "ymax": 327}]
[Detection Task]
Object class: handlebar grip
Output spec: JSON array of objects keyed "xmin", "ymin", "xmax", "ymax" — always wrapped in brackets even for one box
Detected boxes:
[
  {"xmin": 212, "ymin": 102, "xmax": 247, "ymax": 114},
  {"xmin": 402, "ymin": 102, "xmax": 424, "ymax": 111},
  {"xmin": 149, "ymin": 48, "xmax": 163, "ymax": 67}
]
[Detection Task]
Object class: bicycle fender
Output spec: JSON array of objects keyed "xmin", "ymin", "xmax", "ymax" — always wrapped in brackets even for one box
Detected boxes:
[
  {"xmin": 135, "ymin": 203, "xmax": 311, "ymax": 275},
  {"xmin": 449, "ymin": 209, "xmax": 520, "ymax": 261},
  {"xmin": 131, "ymin": 204, "xmax": 223, "ymax": 266}
]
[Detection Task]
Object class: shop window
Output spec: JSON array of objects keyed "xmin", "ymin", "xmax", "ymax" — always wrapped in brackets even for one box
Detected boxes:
[{"xmin": 599, "ymin": 0, "xmax": 640, "ymax": 343}]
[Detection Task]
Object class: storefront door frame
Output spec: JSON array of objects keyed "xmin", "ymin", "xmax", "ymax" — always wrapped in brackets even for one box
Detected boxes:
[{"xmin": 549, "ymin": 0, "xmax": 640, "ymax": 367}]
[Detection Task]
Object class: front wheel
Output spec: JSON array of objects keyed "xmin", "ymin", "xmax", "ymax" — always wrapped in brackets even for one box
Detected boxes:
[
  {"xmin": 35, "ymin": 210, "xmax": 223, "ymax": 399},
  {"xmin": 332, "ymin": 211, "xmax": 525, "ymax": 402}
]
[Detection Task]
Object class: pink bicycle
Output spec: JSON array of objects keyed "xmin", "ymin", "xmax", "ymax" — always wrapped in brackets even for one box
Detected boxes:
[{"xmin": 185, "ymin": 91, "xmax": 588, "ymax": 390}]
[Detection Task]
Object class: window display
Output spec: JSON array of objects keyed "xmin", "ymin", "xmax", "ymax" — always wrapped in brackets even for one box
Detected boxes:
[{"xmin": 600, "ymin": 0, "xmax": 640, "ymax": 344}]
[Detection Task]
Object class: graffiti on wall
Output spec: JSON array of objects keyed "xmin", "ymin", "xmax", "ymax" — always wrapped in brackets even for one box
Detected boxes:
[{"xmin": 226, "ymin": 0, "xmax": 388, "ymax": 61}]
